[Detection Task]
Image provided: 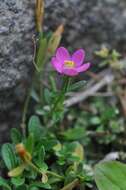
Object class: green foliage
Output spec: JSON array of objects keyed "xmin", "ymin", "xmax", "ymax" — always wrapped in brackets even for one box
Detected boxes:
[
  {"xmin": 0, "ymin": 177, "xmax": 11, "ymax": 190},
  {"xmin": 94, "ymin": 161, "xmax": 126, "ymax": 190},
  {"xmin": 1, "ymin": 143, "xmax": 17, "ymax": 170},
  {"xmin": 11, "ymin": 177, "xmax": 25, "ymax": 187},
  {"xmin": 69, "ymin": 80, "xmax": 86, "ymax": 91},
  {"xmin": 28, "ymin": 115, "xmax": 43, "ymax": 140},
  {"xmin": 25, "ymin": 134, "xmax": 34, "ymax": 155},
  {"xmin": 35, "ymin": 34, "xmax": 48, "ymax": 72},
  {"xmin": 62, "ymin": 127, "xmax": 85, "ymax": 141},
  {"xmin": 1, "ymin": 39, "xmax": 124, "ymax": 190},
  {"xmin": 95, "ymin": 47, "xmax": 121, "ymax": 67},
  {"xmin": 71, "ymin": 97, "xmax": 124, "ymax": 146},
  {"xmin": 11, "ymin": 128, "xmax": 22, "ymax": 144},
  {"xmin": 0, "ymin": 122, "xmax": 92, "ymax": 190},
  {"xmin": 8, "ymin": 164, "xmax": 26, "ymax": 177},
  {"xmin": 1, "ymin": 71, "xmax": 124, "ymax": 189}
]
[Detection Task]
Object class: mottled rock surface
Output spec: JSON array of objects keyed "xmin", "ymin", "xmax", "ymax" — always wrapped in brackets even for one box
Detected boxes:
[
  {"xmin": 45, "ymin": 0, "xmax": 126, "ymax": 57},
  {"xmin": 0, "ymin": 0, "xmax": 35, "ymax": 142},
  {"xmin": 0, "ymin": 0, "xmax": 126, "ymax": 142},
  {"xmin": 0, "ymin": 0, "xmax": 35, "ymax": 110}
]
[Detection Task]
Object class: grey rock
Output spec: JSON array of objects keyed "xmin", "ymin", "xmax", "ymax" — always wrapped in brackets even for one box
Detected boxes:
[
  {"xmin": 0, "ymin": 0, "xmax": 126, "ymax": 142},
  {"xmin": 0, "ymin": 0, "xmax": 35, "ymax": 110},
  {"xmin": 45, "ymin": 0, "xmax": 126, "ymax": 58}
]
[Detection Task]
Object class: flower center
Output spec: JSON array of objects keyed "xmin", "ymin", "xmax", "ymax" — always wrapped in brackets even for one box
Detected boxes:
[{"xmin": 64, "ymin": 60, "xmax": 75, "ymax": 68}]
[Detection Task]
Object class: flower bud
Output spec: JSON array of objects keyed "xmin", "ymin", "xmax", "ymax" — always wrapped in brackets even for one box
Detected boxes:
[
  {"xmin": 16, "ymin": 143, "xmax": 32, "ymax": 161},
  {"xmin": 16, "ymin": 143, "xmax": 26, "ymax": 158},
  {"xmin": 47, "ymin": 24, "xmax": 64, "ymax": 56},
  {"xmin": 35, "ymin": 0, "xmax": 44, "ymax": 33}
]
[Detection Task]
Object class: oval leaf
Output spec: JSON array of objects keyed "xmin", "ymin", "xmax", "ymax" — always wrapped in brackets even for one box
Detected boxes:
[
  {"xmin": 1, "ymin": 143, "xmax": 17, "ymax": 170},
  {"xmin": 94, "ymin": 161, "xmax": 126, "ymax": 190},
  {"xmin": 8, "ymin": 164, "xmax": 26, "ymax": 177},
  {"xmin": 0, "ymin": 177, "xmax": 11, "ymax": 190}
]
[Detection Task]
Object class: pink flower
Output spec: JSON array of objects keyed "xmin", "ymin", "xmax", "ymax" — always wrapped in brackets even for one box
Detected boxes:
[{"xmin": 51, "ymin": 47, "xmax": 91, "ymax": 76}]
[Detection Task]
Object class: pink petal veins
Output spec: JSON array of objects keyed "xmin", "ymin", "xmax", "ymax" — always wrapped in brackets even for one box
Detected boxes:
[
  {"xmin": 72, "ymin": 49, "xmax": 85, "ymax": 67},
  {"xmin": 56, "ymin": 47, "xmax": 70, "ymax": 64},
  {"xmin": 76, "ymin": 63, "xmax": 91, "ymax": 73},
  {"xmin": 51, "ymin": 57, "xmax": 63, "ymax": 73}
]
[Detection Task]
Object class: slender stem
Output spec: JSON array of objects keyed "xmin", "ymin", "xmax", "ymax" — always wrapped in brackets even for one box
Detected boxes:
[
  {"xmin": 24, "ymin": 157, "xmax": 64, "ymax": 180},
  {"xmin": 51, "ymin": 77, "xmax": 71, "ymax": 114},
  {"xmin": 21, "ymin": 85, "xmax": 32, "ymax": 137},
  {"xmin": 21, "ymin": 72, "xmax": 37, "ymax": 137},
  {"xmin": 26, "ymin": 159, "xmax": 42, "ymax": 174},
  {"xmin": 60, "ymin": 179, "xmax": 79, "ymax": 190},
  {"xmin": 39, "ymin": 73, "xmax": 43, "ymax": 103},
  {"xmin": 47, "ymin": 171, "xmax": 64, "ymax": 180},
  {"xmin": 20, "ymin": 0, "xmax": 46, "ymax": 136}
]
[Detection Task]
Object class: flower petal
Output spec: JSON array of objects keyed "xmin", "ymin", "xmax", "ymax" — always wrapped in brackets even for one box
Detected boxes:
[
  {"xmin": 76, "ymin": 63, "xmax": 91, "ymax": 73},
  {"xmin": 72, "ymin": 49, "xmax": 85, "ymax": 67},
  {"xmin": 56, "ymin": 47, "xmax": 70, "ymax": 64},
  {"xmin": 51, "ymin": 57, "xmax": 63, "ymax": 73},
  {"xmin": 62, "ymin": 68, "xmax": 78, "ymax": 76}
]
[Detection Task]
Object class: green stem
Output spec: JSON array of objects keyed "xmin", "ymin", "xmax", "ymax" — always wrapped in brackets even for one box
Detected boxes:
[
  {"xmin": 21, "ymin": 71, "xmax": 37, "ymax": 137},
  {"xmin": 47, "ymin": 171, "xmax": 64, "ymax": 180},
  {"xmin": 21, "ymin": 85, "xmax": 32, "ymax": 137},
  {"xmin": 26, "ymin": 159, "xmax": 41, "ymax": 174},
  {"xmin": 39, "ymin": 73, "xmax": 43, "ymax": 104},
  {"xmin": 60, "ymin": 179, "xmax": 79, "ymax": 190},
  {"xmin": 51, "ymin": 76, "xmax": 71, "ymax": 114},
  {"xmin": 25, "ymin": 157, "xmax": 64, "ymax": 180}
]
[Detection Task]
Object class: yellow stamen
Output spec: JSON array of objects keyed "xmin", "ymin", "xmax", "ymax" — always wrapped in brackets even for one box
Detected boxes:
[{"xmin": 64, "ymin": 60, "xmax": 75, "ymax": 68}]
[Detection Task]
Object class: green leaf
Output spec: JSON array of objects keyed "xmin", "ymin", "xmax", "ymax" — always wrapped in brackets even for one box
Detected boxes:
[
  {"xmin": 11, "ymin": 128, "xmax": 22, "ymax": 144},
  {"xmin": 39, "ymin": 137, "xmax": 58, "ymax": 151},
  {"xmin": 35, "ymin": 37, "xmax": 47, "ymax": 72},
  {"xmin": 73, "ymin": 143, "xmax": 84, "ymax": 161},
  {"xmin": 25, "ymin": 134, "xmax": 34, "ymax": 154},
  {"xmin": 111, "ymin": 50, "xmax": 121, "ymax": 60},
  {"xmin": 39, "ymin": 163, "xmax": 48, "ymax": 173},
  {"xmin": 28, "ymin": 187, "xmax": 39, "ymax": 190},
  {"xmin": 90, "ymin": 116, "xmax": 101, "ymax": 125},
  {"xmin": 44, "ymin": 89, "xmax": 52, "ymax": 104},
  {"xmin": 0, "ymin": 177, "xmax": 11, "ymax": 190},
  {"xmin": 31, "ymin": 89, "xmax": 40, "ymax": 103},
  {"xmin": 94, "ymin": 161, "xmax": 126, "ymax": 190},
  {"xmin": 11, "ymin": 177, "xmax": 25, "ymax": 187},
  {"xmin": 49, "ymin": 76, "xmax": 57, "ymax": 92},
  {"xmin": 8, "ymin": 164, "xmax": 26, "ymax": 177},
  {"xmin": 28, "ymin": 115, "xmax": 42, "ymax": 140},
  {"xmin": 69, "ymin": 80, "xmax": 86, "ymax": 91},
  {"xmin": 1, "ymin": 143, "xmax": 17, "ymax": 170},
  {"xmin": 62, "ymin": 127, "xmax": 85, "ymax": 140},
  {"xmin": 38, "ymin": 145, "xmax": 45, "ymax": 163},
  {"xmin": 29, "ymin": 182, "xmax": 51, "ymax": 189},
  {"xmin": 101, "ymin": 107, "xmax": 117, "ymax": 122},
  {"xmin": 16, "ymin": 184, "xmax": 28, "ymax": 190},
  {"xmin": 95, "ymin": 47, "xmax": 109, "ymax": 58}
]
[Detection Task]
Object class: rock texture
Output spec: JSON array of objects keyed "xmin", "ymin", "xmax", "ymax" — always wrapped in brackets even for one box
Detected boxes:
[
  {"xmin": 0, "ymin": 0, "xmax": 35, "ymax": 110},
  {"xmin": 45, "ymin": 0, "xmax": 126, "ymax": 57},
  {"xmin": 0, "ymin": 0, "xmax": 126, "ymax": 142},
  {"xmin": 0, "ymin": 0, "xmax": 35, "ymax": 142}
]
